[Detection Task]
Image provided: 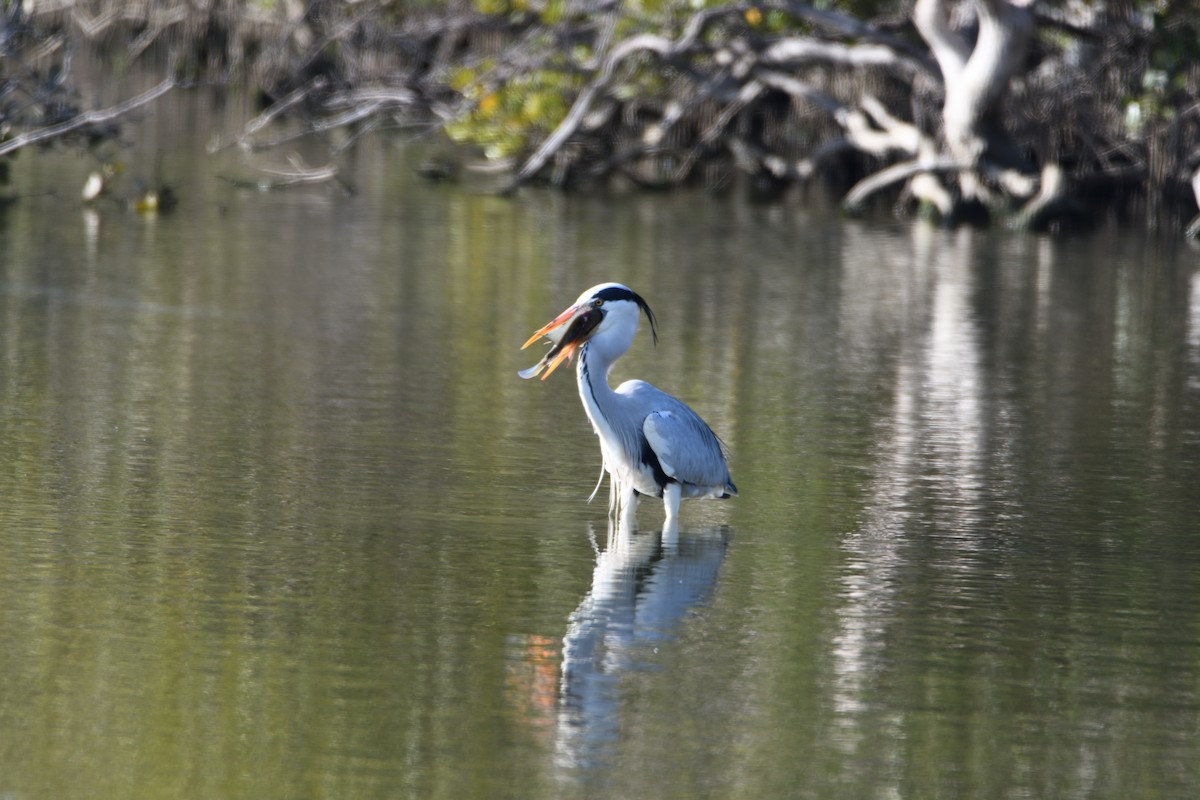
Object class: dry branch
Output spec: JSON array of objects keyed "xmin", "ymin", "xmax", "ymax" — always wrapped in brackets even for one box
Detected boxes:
[
  {"xmin": 508, "ymin": 33, "xmax": 684, "ymax": 189},
  {"xmin": 0, "ymin": 79, "xmax": 175, "ymax": 158},
  {"xmin": 842, "ymin": 156, "xmax": 964, "ymax": 212},
  {"xmin": 11, "ymin": 0, "xmax": 1194, "ymax": 232}
]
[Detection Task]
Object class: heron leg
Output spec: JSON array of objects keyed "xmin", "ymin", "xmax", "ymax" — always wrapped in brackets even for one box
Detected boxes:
[
  {"xmin": 607, "ymin": 477, "xmax": 619, "ymax": 523},
  {"xmin": 661, "ymin": 482, "xmax": 681, "ymax": 541},
  {"xmin": 615, "ymin": 482, "xmax": 638, "ymax": 533}
]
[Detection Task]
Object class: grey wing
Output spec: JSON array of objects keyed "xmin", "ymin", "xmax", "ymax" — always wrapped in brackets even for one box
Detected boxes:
[{"xmin": 642, "ymin": 407, "xmax": 732, "ymax": 490}]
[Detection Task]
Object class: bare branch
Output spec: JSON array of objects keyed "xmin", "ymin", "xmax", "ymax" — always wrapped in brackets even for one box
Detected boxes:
[
  {"xmin": 755, "ymin": 70, "xmax": 848, "ymax": 117},
  {"xmin": 260, "ymin": 155, "xmax": 339, "ymax": 184},
  {"xmin": 508, "ymin": 5, "xmax": 785, "ymax": 188},
  {"xmin": 860, "ymin": 96, "xmax": 927, "ymax": 156},
  {"xmin": 842, "ymin": 156, "xmax": 964, "ymax": 212},
  {"xmin": 761, "ymin": 37, "xmax": 923, "ymax": 78},
  {"xmin": 912, "ymin": 0, "xmax": 970, "ymax": 83},
  {"xmin": 217, "ymin": 154, "xmax": 347, "ymax": 192},
  {"xmin": 208, "ymin": 83, "xmax": 312, "ymax": 153},
  {"xmin": 508, "ymin": 34, "xmax": 676, "ymax": 188},
  {"xmin": 908, "ymin": 173, "xmax": 955, "ymax": 216},
  {"xmin": 776, "ymin": 1, "xmax": 940, "ymax": 78},
  {"xmin": 0, "ymin": 79, "xmax": 175, "ymax": 158},
  {"xmin": 1009, "ymin": 163, "xmax": 1072, "ymax": 229}
]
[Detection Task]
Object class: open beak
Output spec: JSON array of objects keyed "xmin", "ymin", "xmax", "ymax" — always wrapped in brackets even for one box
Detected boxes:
[{"xmin": 518, "ymin": 303, "xmax": 602, "ymax": 380}]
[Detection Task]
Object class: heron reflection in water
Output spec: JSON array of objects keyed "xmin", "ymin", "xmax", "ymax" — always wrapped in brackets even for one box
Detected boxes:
[
  {"xmin": 520, "ymin": 283, "xmax": 736, "ymax": 534},
  {"xmin": 553, "ymin": 522, "xmax": 730, "ymax": 773}
]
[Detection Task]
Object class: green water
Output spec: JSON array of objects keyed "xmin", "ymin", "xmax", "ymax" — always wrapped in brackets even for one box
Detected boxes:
[{"xmin": 1, "ymin": 89, "xmax": 1198, "ymax": 799}]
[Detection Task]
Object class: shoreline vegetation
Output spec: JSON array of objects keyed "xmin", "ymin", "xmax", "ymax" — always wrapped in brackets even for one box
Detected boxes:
[{"xmin": 2, "ymin": 0, "xmax": 1199, "ymax": 235}]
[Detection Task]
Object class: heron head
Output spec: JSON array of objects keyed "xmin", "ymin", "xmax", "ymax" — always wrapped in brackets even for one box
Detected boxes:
[{"xmin": 518, "ymin": 283, "xmax": 657, "ymax": 380}]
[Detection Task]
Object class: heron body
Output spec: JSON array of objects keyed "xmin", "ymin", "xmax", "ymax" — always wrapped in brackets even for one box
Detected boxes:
[{"xmin": 520, "ymin": 283, "xmax": 736, "ymax": 531}]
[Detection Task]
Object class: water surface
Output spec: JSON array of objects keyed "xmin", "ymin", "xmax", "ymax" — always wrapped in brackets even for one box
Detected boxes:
[{"xmin": 1, "ymin": 89, "xmax": 1198, "ymax": 799}]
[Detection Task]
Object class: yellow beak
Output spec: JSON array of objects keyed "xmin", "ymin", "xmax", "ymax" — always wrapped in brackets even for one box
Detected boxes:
[
  {"xmin": 517, "ymin": 303, "xmax": 595, "ymax": 381},
  {"xmin": 521, "ymin": 304, "xmax": 580, "ymax": 350}
]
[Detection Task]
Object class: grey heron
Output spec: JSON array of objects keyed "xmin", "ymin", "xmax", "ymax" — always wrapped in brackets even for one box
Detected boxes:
[{"xmin": 519, "ymin": 283, "xmax": 736, "ymax": 531}]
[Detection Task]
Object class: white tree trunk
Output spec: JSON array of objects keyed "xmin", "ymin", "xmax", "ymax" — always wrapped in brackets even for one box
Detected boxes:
[{"xmin": 914, "ymin": 0, "xmax": 1034, "ymax": 203}]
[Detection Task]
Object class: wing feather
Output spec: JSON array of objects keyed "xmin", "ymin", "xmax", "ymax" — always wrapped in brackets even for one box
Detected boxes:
[
  {"xmin": 642, "ymin": 408, "xmax": 731, "ymax": 490},
  {"xmin": 615, "ymin": 379, "xmax": 734, "ymax": 496}
]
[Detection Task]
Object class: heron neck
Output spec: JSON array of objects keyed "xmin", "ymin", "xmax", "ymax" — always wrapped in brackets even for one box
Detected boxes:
[
  {"xmin": 576, "ymin": 341, "xmax": 622, "ymax": 430},
  {"xmin": 577, "ymin": 341, "xmax": 615, "ymax": 398}
]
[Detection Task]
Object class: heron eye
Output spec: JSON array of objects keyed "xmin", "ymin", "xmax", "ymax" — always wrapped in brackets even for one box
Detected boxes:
[{"xmin": 592, "ymin": 299, "xmax": 603, "ymax": 308}]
